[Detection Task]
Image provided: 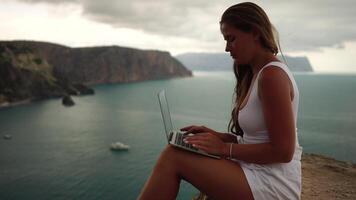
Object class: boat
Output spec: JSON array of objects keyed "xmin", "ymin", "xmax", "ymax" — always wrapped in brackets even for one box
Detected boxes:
[{"xmin": 110, "ymin": 142, "xmax": 130, "ymax": 151}]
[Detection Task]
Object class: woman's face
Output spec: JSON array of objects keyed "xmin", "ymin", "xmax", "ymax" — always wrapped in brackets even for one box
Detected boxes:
[{"xmin": 221, "ymin": 22, "xmax": 258, "ymax": 65}]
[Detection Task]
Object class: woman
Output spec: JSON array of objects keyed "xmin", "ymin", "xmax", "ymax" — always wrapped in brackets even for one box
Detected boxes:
[{"xmin": 138, "ymin": 2, "xmax": 302, "ymax": 200}]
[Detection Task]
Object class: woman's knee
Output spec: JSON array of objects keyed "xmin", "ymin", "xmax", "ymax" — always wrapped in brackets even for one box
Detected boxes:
[{"xmin": 155, "ymin": 145, "xmax": 180, "ymax": 169}]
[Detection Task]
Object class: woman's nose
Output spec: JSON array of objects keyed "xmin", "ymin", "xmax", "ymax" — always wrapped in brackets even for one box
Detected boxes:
[{"xmin": 225, "ymin": 43, "xmax": 230, "ymax": 52}]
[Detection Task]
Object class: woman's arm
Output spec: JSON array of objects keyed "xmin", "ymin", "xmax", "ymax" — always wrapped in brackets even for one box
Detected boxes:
[
  {"xmin": 218, "ymin": 133, "xmax": 239, "ymax": 143},
  {"xmin": 186, "ymin": 67, "xmax": 296, "ymax": 164},
  {"xmin": 222, "ymin": 142, "xmax": 293, "ymax": 164},
  {"xmin": 223, "ymin": 67, "xmax": 296, "ymax": 164}
]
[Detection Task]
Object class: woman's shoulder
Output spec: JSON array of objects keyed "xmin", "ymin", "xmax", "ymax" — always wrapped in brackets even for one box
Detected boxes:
[
  {"xmin": 257, "ymin": 63, "xmax": 295, "ymax": 102},
  {"xmin": 258, "ymin": 64, "xmax": 290, "ymax": 84},
  {"xmin": 257, "ymin": 64, "xmax": 292, "ymax": 96}
]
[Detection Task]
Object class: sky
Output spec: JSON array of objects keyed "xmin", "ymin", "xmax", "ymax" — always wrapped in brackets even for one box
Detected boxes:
[{"xmin": 1, "ymin": 0, "xmax": 356, "ymax": 73}]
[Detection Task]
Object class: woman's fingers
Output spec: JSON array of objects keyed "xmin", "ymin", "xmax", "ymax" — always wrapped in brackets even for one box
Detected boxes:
[
  {"xmin": 190, "ymin": 139, "xmax": 210, "ymax": 146},
  {"xmin": 184, "ymin": 133, "xmax": 225, "ymax": 155},
  {"xmin": 184, "ymin": 135, "xmax": 207, "ymax": 142},
  {"xmin": 181, "ymin": 126, "xmax": 201, "ymax": 135},
  {"xmin": 180, "ymin": 126, "xmax": 197, "ymax": 134},
  {"xmin": 180, "ymin": 125, "xmax": 194, "ymax": 131},
  {"xmin": 184, "ymin": 133, "xmax": 209, "ymax": 142},
  {"xmin": 186, "ymin": 139, "xmax": 211, "ymax": 150},
  {"xmin": 192, "ymin": 144, "xmax": 210, "ymax": 152},
  {"xmin": 181, "ymin": 125, "xmax": 209, "ymax": 134}
]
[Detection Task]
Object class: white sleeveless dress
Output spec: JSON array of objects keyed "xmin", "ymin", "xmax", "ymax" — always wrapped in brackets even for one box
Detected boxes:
[{"xmin": 233, "ymin": 61, "xmax": 303, "ymax": 200}]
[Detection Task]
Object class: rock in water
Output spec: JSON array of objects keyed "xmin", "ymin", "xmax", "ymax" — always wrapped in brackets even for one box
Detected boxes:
[
  {"xmin": 62, "ymin": 95, "xmax": 75, "ymax": 106},
  {"xmin": 73, "ymin": 84, "xmax": 95, "ymax": 95},
  {"xmin": 3, "ymin": 134, "xmax": 12, "ymax": 140}
]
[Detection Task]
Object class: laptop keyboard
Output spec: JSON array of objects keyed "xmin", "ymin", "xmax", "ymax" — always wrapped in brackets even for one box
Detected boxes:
[{"xmin": 174, "ymin": 132, "xmax": 198, "ymax": 150}]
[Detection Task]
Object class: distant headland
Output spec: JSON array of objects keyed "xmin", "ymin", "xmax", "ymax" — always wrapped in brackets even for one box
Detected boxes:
[
  {"xmin": 175, "ymin": 52, "xmax": 314, "ymax": 72},
  {"xmin": 0, "ymin": 40, "xmax": 192, "ymax": 106}
]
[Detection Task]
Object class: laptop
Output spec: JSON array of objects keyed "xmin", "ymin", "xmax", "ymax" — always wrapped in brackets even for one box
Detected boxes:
[{"xmin": 157, "ymin": 90, "xmax": 220, "ymax": 159}]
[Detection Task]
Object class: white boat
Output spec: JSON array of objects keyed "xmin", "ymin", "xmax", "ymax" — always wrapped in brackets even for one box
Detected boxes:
[{"xmin": 110, "ymin": 142, "xmax": 130, "ymax": 151}]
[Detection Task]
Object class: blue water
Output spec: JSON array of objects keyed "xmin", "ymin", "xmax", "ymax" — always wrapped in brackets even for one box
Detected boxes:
[{"xmin": 1, "ymin": 71, "xmax": 356, "ymax": 199}]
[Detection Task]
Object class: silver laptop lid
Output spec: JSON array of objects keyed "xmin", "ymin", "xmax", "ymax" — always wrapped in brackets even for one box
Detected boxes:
[{"xmin": 157, "ymin": 90, "xmax": 174, "ymax": 142}]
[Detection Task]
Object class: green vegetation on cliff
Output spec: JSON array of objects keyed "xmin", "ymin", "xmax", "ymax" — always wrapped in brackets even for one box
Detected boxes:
[{"xmin": 0, "ymin": 41, "xmax": 92, "ymax": 105}]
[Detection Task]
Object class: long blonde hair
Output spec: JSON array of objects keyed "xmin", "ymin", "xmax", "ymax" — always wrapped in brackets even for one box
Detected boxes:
[{"xmin": 220, "ymin": 2, "xmax": 280, "ymax": 136}]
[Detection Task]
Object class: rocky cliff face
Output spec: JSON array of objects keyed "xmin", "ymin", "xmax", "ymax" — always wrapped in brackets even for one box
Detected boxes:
[
  {"xmin": 16, "ymin": 41, "xmax": 191, "ymax": 85},
  {"xmin": 0, "ymin": 41, "xmax": 192, "ymax": 105}
]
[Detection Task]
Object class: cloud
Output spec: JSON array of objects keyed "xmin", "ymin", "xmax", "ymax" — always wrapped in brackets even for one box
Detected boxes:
[
  {"xmin": 265, "ymin": 0, "xmax": 356, "ymax": 52},
  {"xmin": 12, "ymin": 0, "xmax": 356, "ymax": 53},
  {"xmin": 17, "ymin": 0, "xmax": 79, "ymax": 3}
]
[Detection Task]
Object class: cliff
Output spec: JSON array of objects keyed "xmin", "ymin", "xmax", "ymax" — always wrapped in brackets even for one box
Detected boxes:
[
  {"xmin": 175, "ymin": 52, "xmax": 314, "ymax": 72},
  {"xmin": 0, "ymin": 41, "xmax": 192, "ymax": 105},
  {"xmin": 22, "ymin": 41, "xmax": 192, "ymax": 85}
]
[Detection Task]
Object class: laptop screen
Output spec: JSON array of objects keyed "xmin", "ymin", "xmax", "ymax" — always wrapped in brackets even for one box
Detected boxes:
[{"xmin": 157, "ymin": 90, "xmax": 174, "ymax": 141}]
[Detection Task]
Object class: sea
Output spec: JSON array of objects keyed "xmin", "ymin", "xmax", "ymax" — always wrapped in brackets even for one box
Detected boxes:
[{"xmin": 0, "ymin": 71, "xmax": 356, "ymax": 200}]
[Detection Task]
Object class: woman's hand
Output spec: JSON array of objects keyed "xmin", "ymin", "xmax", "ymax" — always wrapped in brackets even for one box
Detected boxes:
[
  {"xmin": 180, "ymin": 125, "xmax": 219, "ymax": 136},
  {"xmin": 180, "ymin": 125, "xmax": 237, "ymax": 143},
  {"xmin": 183, "ymin": 132, "xmax": 229, "ymax": 157}
]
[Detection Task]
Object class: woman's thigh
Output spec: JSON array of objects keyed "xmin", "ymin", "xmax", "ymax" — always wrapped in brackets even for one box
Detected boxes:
[{"xmin": 161, "ymin": 145, "xmax": 254, "ymax": 200}]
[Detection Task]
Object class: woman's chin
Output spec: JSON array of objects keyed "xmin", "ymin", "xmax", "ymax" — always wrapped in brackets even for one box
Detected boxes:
[{"xmin": 235, "ymin": 60, "xmax": 248, "ymax": 65}]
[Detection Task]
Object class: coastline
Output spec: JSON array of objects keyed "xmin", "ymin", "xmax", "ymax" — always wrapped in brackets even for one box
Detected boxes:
[
  {"xmin": 0, "ymin": 98, "xmax": 33, "ymax": 109},
  {"xmin": 301, "ymin": 153, "xmax": 356, "ymax": 199}
]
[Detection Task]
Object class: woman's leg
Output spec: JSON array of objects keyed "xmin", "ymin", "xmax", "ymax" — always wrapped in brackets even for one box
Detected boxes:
[{"xmin": 137, "ymin": 145, "xmax": 254, "ymax": 200}]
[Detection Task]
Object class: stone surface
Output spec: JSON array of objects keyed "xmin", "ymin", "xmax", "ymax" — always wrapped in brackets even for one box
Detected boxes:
[
  {"xmin": 193, "ymin": 153, "xmax": 356, "ymax": 200},
  {"xmin": 301, "ymin": 153, "xmax": 356, "ymax": 200},
  {"xmin": 62, "ymin": 95, "xmax": 75, "ymax": 106}
]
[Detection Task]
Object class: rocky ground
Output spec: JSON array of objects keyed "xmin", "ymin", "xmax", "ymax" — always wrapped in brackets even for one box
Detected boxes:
[
  {"xmin": 193, "ymin": 153, "xmax": 356, "ymax": 200},
  {"xmin": 301, "ymin": 153, "xmax": 356, "ymax": 200}
]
